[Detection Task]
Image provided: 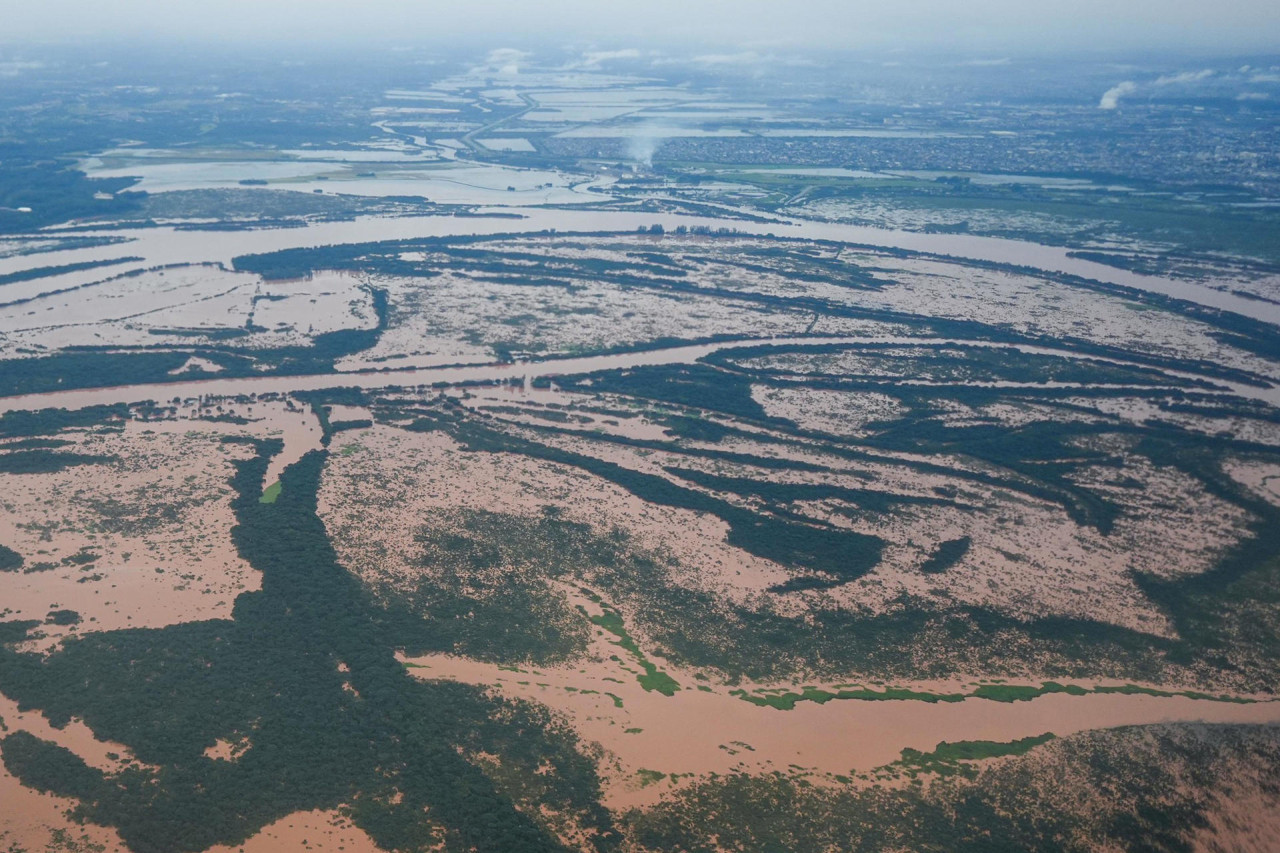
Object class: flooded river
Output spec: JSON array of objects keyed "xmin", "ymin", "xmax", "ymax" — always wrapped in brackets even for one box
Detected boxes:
[
  {"xmin": 2, "ymin": 333, "xmax": 1275, "ymax": 415},
  {"xmin": 407, "ymin": 651, "xmax": 1280, "ymax": 809},
  {"xmin": 3, "ymin": 207, "xmax": 1276, "ymax": 324}
]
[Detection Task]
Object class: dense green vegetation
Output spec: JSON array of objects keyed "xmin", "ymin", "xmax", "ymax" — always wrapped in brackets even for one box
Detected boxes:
[
  {"xmin": 45, "ymin": 609, "xmax": 81, "ymax": 627},
  {"xmin": 920, "ymin": 537, "xmax": 972, "ymax": 574},
  {"xmin": 732, "ymin": 685, "xmax": 967, "ymax": 709},
  {"xmin": 0, "ymin": 157, "xmax": 142, "ymax": 233},
  {"xmin": 0, "ymin": 448, "xmax": 115, "ymax": 474},
  {"xmin": 0, "ymin": 544, "xmax": 23, "ymax": 572},
  {"xmin": 555, "ymin": 364, "xmax": 772, "ymax": 423},
  {"xmin": 0, "ymin": 406, "xmax": 129, "ymax": 439},
  {"xmin": 0, "ymin": 351, "xmax": 193, "ymax": 398},
  {"xmin": 370, "ymin": 506, "xmax": 597, "ymax": 665}
]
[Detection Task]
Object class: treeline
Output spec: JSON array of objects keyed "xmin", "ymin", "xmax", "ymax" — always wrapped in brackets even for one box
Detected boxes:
[
  {"xmin": 0, "ymin": 350, "xmax": 191, "ymax": 398},
  {"xmin": 711, "ymin": 341, "xmax": 1203, "ymax": 388},
  {"xmin": 551, "ymin": 363, "xmax": 773, "ymax": 423},
  {"xmin": 0, "ymin": 448, "xmax": 115, "ymax": 474},
  {"xmin": 0, "ymin": 404, "xmax": 129, "ymax": 438},
  {"xmin": 0, "ymin": 155, "xmax": 143, "ymax": 232},
  {"xmin": 0, "ymin": 257, "xmax": 145, "ymax": 289}
]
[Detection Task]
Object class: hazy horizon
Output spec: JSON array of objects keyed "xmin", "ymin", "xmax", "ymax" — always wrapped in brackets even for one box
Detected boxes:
[{"xmin": 1, "ymin": 0, "xmax": 1278, "ymax": 55}]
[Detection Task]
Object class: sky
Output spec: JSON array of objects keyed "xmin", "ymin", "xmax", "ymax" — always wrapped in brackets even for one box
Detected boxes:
[{"xmin": 0, "ymin": 0, "xmax": 1277, "ymax": 54}]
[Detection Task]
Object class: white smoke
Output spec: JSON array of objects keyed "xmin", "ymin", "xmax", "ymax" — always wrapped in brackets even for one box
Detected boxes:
[
  {"xmin": 1099, "ymin": 81, "xmax": 1137, "ymax": 109},
  {"xmin": 626, "ymin": 134, "xmax": 662, "ymax": 168},
  {"xmin": 482, "ymin": 48, "xmax": 529, "ymax": 77}
]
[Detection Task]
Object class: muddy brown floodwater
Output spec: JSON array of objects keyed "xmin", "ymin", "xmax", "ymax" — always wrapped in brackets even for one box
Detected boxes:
[
  {"xmin": 1, "ymin": 207, "xmax": 1278, "ymax": 849},
  {"xmin": 204, "ymin": 811, "xmax": 382, "ymax": 853},
  {"xmin": 401, "ymin": 646, "xmax": 1280, "ymax": 810}
]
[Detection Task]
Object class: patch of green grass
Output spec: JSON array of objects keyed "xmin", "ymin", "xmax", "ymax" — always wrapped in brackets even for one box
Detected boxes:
[
  {"xmin": 731, "ymin": 685, "xmax": 966, "ymax": 710},
  {"xmin": 579, "ymin": 600, "xmax": 680, "ymax": 696},
  {"xmin": 970, "ymin": 681, "xmax": 1088, "ymax": 702},
  {"xmin": 259, "ymin": 481, "xmax": 282, "ymax": 504},
  {"xmin": 1092, "ymin": 684, "xmax": 1254, "ymax": 704},
  {"xmin": 731, "ymin": 680, "xmax": 1254, "ymax": 710}
]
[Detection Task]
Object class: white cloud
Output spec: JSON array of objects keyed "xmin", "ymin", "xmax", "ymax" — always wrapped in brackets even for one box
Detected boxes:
[
  {"xmin": 1154, "ymin": 69, "xmax": 1214, "ymax": 86},
  {"xmin": 569, "ymin": 48, "xmax": 642, "ymax": 70},
  {"xmin": 689, "ymin": 51, "xmax": 762, "ymax": 66},
  {"xmin": 486, "ymin": 48, "xmax": 528, "ymax": 63},
  {"xmin": 0, "ymin": 60, "xmax": 45, "ymax": 77}
]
